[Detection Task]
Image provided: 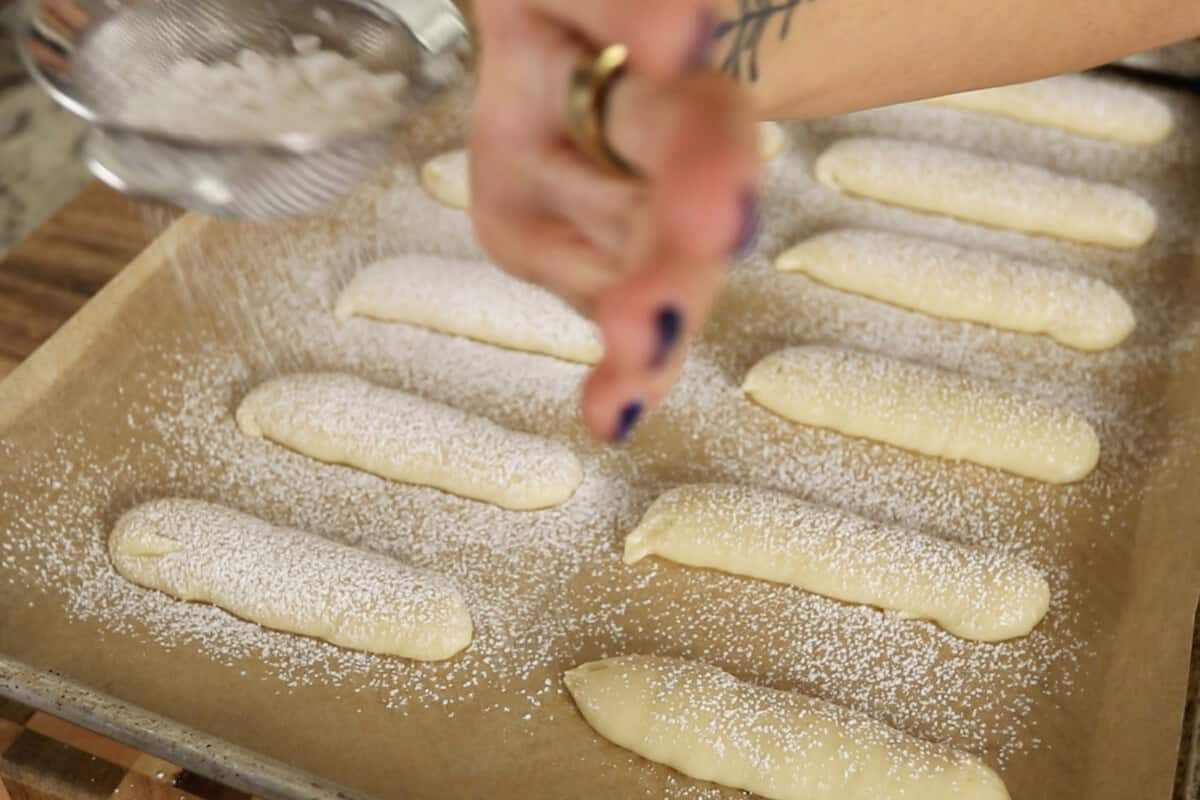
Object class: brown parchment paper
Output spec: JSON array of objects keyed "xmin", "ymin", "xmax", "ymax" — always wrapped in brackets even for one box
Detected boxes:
[{"xmin": 3, "ymin": 77, "xmax": 1200, "ymax": 800}]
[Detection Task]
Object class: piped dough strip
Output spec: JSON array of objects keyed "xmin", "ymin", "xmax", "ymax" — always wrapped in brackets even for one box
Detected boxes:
[
  {"xmin": 236, "ymin": 372, "xmax": 583, "ymax": 510},
  {"xmin": 759, "ymin": 121, "xmax": 787, "ymax": 160},
  {"xmin": 625, "ymin": 484, "xmax": 1049, "ymax": 642},
  {"xmin": 110, "ymin": 499, "xmax": 472, "ymax": 660},
  {"xmin": 336, "ymin": 256, "xmax": 603, "ymax": 364},
  {"xmin": 923, "ymin": 74, "xmax": 1173, "ymax": 145},
  {"xmin": 742, "ymin": 345, "xmax": 1100, "ymax": 483},
  {"xmin": 814, "ymin": 137, "xmax": 1156, "ymax": 249},
  {"xmin": 776, "ymin": 228, "xmax": 1135, "ymax": 351},
  {"xmin": 420, "ymin": 148, "xmax": 470, "ymax": 209},
  {"xmin": 564, "ymin": 655, "xmax": 1010, "ymax": 800}
]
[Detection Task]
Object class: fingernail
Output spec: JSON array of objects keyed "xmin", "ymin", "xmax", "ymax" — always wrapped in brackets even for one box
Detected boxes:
[
  {"xmin": 614, "ymin": 401, "xmax": 644, "ymax": 442},
  {"xmin": 685, "ymin": 8, "xmax": 717, "ymax": 71},
  {"xmin": 734, "ymin": 190, "xmax": 760, "ymax": 259},
  {"xmin": 651, "ymin": 306, "xmax": 684, "ymax": 368}
]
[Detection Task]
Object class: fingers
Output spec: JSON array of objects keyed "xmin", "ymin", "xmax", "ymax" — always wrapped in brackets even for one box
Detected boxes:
[
  {"xmin": 606, "ymin": 72, "xmax": 761, "ymax": 260},
  {"xmin": 28, "ymin": 40, "xmax": 68, "ymax": 73},
  {"xmin": 526, "ymin": 0, "xmax": 717, "ymax": 79},
  {"xmin": 44, "ymin": 0, "xmax": 89, "ymax": 32},
  {"xmin": 528, "ymin": 145, "xmax": 644, "ymax": 253},
  {"xmin": 593, "ymin": 246, "xmax": 726, "ymax": 373},
  {"xmin": 579, "ymin": 337, "xmax": 690, "ymax": 441},
  {"xmin": 571, "ymin": 72, "xmax": 759, "ymax": 441},
  {"xmin": 527, "ymin": 13, "xmax": 759, "ymax": 266},
  {"xmin": 532, "ymin": 38, "xmax": 760, "ymax": 263},
  {"xmin": 580, "ymin": 70, "xmax": 757, "ymax": 375},
  {"xmin": 472, "ymin": 209, "xmax": 621, "ymax": 312},
  {"xmin": 572, "ymin": 244, "xmax": 725, "ymax": 439},
  {"xmin": 469, "ymin": 0, "xmax": 758, "ymax": 443}
]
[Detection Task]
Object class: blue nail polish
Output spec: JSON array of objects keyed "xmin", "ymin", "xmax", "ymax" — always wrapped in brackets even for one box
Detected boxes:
[
  {"xmin": 651, "ymin": 306, "xmax": 684, "ymax": 368},
  {"xmin": 685, "ymin": 8, "xmax": 717, "ymax": 71},
  {"xmin": 734, "ymin": 190, "xmax": 760, "ymax": 259},
  {"xmin": 614, "ymin": 401, "xmax": 644, "ymax": 442}
]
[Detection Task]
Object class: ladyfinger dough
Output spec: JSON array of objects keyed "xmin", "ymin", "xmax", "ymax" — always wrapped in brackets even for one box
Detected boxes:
[
  {"xmin": 564, "ymin": 655, "xmax": 1010, "ymax": 800},
  {"xmin": 624, "ymin": 484, "xmax": 1049, "ymax": 641},
  {"xmin": 110, "ymin": 499, "xmax": 472, "ymax": 660},
  {"xmin": 924, "ymin": 74, "xmax": 1173, "ymax": 145},
  {"xmin": 743, "ymin": 346, "xmax": 1100, "ymax": 483},
  {"xmin": 777, "ymin": 228, "xmax": 1135, "ymax": 351},
  {"xmin": 420, "ymin": 148, "xmax": 470, "ymax": 209},
  {"xmin": 336, "ymin": 256, "xmax": 603, "ymax": 364},
  {"xmin": 236, "ymin": 373, "xmax": 583, "ymax": 510},
  {"xmin": 759, "ymin": 121, "xmax": 786, "ymax": 160},
  {"xmin": 814, "ymin": 137, "xmax": 1156, "ymax": 249}
]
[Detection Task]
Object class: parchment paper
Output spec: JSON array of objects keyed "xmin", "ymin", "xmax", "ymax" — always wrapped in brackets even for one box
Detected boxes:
[{"xmin": 2, "ymin": 78, "xmax": 1200, "ymax": 800}]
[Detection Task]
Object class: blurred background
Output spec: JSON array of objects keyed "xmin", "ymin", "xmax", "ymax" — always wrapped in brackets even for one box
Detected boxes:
[{"xmin": 0, "ymin": 0, "xmax": 88, "ymax": 252}]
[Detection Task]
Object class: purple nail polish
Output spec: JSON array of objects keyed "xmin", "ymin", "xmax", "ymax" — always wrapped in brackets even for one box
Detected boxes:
[
  {"xmin": 685, "ymin": 8, "xmax": 717, "ymax": 71},
  {"xmin": 614, "ymin": 401, "xmax": 644, "ymax": 442},
  {"xmin": 651, "ymin": 306, "xmax": 684, "ymax": 368},
  {"xmin": 734, "ymin": 190, "xmax": 760, "ymax": 259}
]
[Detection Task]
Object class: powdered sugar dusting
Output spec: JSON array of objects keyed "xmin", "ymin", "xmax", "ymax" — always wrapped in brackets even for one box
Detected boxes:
[
  {"xmin": 924, "ymin": 74, "xmax": 1174, "ymax": 145},
  {"xmin": 744, "ymin": 345, "xmax": 1100, "ymax": 484},
  {"xmin": 815, "ymin": 137, "xmax": 1157, "ymax": 249},
  {"xmin": 109, "ymin": 498, "xmax": 472, "ymax": 660},
  {"xmin": 336, "ymin": 256, "xmax": 602, "ymax": 364},
  {"xmin": 566, "ymin": 655, "xmax": 1007, "ymax": 797},
  {"xmin": 777, "ymin": 228, "xmax": 1135, "ymax": 351},
  {"xmin": 624, "ymin": 484, "xmax": 1049, "ymax": 643},
  {"xmin": 236, "ymin": 371, "xmax": 584, "ymax": 511}
]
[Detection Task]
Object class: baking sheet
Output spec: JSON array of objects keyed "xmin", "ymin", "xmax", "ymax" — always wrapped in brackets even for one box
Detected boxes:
[{"xmin": 3, "ymin": 75, "xmax": 1200, "ymax": 800}]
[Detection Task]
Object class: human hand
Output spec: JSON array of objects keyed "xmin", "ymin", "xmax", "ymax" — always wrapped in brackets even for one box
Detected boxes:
[
  {"xmin": 27, "ymin": 0, "xmax": 90, "ymax": 74},
  {"xmin": 469, "ymin": 0, "xmax": 760, "ymax": 441}
]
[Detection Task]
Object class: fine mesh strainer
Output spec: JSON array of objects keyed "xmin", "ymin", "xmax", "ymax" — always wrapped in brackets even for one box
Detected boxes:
[{"xmin": 17, "ymin": 0, "xmax": 470, "ymax": 219}]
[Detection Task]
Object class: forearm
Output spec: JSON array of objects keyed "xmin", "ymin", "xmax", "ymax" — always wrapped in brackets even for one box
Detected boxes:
[{"xmin": 711, "ymin": 0, "xmax": 1200, "ymax": 118}]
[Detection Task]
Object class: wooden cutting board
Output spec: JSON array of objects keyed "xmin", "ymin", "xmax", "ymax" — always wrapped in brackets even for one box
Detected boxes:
[{"xmin": 0, "ymin": 184, "xmax": 161, "ymax": 379}]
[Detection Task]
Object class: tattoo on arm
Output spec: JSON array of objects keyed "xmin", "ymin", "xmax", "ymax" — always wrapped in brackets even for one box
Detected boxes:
[{"xmin": 715, "ymin": 0, "xmax": 808, "ymax": 82}]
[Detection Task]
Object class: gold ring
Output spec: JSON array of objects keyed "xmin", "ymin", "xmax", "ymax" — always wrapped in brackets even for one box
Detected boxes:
[{"xmin": 566, "ymin": 44, "xmax": 638, "ymax": 177}]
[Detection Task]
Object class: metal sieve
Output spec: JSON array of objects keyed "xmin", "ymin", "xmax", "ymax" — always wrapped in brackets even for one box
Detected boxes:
[{"xmin": 16, "ymin": 0, "xmax": 469, "ymax": 219}]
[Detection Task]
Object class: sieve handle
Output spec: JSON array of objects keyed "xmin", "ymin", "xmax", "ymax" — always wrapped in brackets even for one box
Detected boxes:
[{"xmin": 373, "ymin": 0, "xmax": 468, "ymax": 55}]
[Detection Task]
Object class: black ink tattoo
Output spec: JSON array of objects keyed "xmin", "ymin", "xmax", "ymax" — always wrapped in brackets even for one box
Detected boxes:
[{"xmin": 715, "ymin": 0, "xmax": 808, "ymax": 83}]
